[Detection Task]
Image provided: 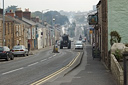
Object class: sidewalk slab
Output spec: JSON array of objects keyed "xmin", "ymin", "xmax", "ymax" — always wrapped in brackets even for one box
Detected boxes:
[{"xmin": 29, "ymin": 46, "xmax": 53, "ymax": 55}]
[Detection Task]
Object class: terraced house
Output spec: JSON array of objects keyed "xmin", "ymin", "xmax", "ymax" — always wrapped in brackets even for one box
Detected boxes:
[
  {"xmin": 96, "ymin": 0, "xmax": 128, "ymax": 70},
  {"xmin": 0, "ymin": 13, "xmax": 15, "ymax": 49},
  {"xmin": 0, "ymin": 9, "xmax": 30, "ymax": 49}
]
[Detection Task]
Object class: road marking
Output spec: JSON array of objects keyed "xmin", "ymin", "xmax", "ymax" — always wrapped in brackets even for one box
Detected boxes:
[
  {"xmin": 41, "ymin": 59, "xmax": 47, "ymax": 62},
  {"xmin": 2, "ymin": 67, "xmax": 24, "ymax": 75},
  {"xmin": 53, "ymin": 54, "xmax": 56, "ymax": 56},
  {"xmin": 28, "ymin": 62, "xmax": 39, "ymax": 67},
  {"xmin": 48, "ymin": 56, "xmax": 53, "ymax": 59},
  {"xmin": 48, "ymin": 54, "xmax": 56, "ymax": 59},
  {"xmin": 31, "ymin": 52, "xmax": 80, "ymax": 85}
]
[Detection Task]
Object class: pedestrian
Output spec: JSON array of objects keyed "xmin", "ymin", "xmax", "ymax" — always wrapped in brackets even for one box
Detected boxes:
[
  {"xmin": 28, "ymin": 43, "xmax": 30, "ymax": 52},
  {"xmin": 93, "ymin": 42, "xmax": 95, "ymax": 49}
]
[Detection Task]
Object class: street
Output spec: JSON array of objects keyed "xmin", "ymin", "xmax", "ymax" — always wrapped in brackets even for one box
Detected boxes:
[{"xmin": 0, "ymin": 44, "xmax": 81, "ymax": 85}]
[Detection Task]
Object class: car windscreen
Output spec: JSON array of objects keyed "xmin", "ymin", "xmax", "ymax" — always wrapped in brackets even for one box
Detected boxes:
[
  {"xmin": 13, "ymin": 46, "xmax": 22, "ymax": 49},
  {"xmin": 0, "ymin": 47, "xmax": 3, "ymax": 51}
]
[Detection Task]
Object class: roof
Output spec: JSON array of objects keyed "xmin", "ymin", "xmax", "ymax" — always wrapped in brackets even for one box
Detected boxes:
[
  {"xmin": 22, "ymin": 17, "xmax": 36, "ymax": 26},
  {"xmin": 0, "ymin": 14, "xmax": 14, "ymax": 22},
  {"xmin": 36, "ymin": 22, "xmax": 43, "ymax": 28}
]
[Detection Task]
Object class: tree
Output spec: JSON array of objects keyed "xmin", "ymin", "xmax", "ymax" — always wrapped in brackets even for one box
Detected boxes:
[
  {"xmin": 110, "ymin": 31, "xmax": 121, "ymax": 46},
  {"xmin": 31, "ymin": 11, "xmax": 42, "ymax": 20},
  {"xmin": 32, "ymin": 11, "xmax": 69, "ymax": 25}
]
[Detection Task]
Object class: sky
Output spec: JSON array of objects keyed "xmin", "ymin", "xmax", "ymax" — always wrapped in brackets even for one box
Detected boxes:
[{"xmin": 1, "ymin": 0, "xmax": 99, "ymax": 12}]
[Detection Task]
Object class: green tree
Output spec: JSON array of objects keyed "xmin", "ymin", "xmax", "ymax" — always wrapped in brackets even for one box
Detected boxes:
[
  {"xmin": 32, "ymin": 11, "xmax": 69, "ymax": 25},
  {"xmin": 110, "ymin": 31, "xmax": 121, "ymax": 46}
]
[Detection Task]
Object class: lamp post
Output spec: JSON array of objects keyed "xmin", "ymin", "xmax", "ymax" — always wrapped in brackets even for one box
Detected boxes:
[
  {"xmin": 42, "ymin": 9, "xmax": 49, "ymax": 48},
  {"xmin": 52, "ymin": 18, "xmax": 55, "ymax": 42},
  {"xmin": 3, "ymin": 0, "xmax": 5, "ymax": 46}
]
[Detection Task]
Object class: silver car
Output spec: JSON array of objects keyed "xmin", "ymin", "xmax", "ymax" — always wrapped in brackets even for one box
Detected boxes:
[
  {"xmin": 12, "ymin": 45, "xmax": 29, "ymax": 57},
  {"xmin": 75, "ymin": 41, "xmax": 83, "ymax": 49}
]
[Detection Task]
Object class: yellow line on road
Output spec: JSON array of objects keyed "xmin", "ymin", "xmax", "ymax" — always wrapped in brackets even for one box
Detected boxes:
[{"xmin": 31, "ymin": 52, "xmax": 80, "ymax": 85}]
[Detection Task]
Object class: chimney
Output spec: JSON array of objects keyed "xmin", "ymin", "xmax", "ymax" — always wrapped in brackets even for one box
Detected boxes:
[
  {"xmin": 31, "ymin": 17, "xmax": 36, "ymax": 22},
  {"xmin": 23, "ymin": 8, "xmax": 31, "ymax": 20},
  {"xmin": 36, "ymin": 16, "xmax": 39, "ymax": 22},
  {"xmin": 5, "ymin": 10, "xmax": 15, "ymax": 17},
  {"xmin": 0, "ymin": 9, "xmax": 3, "ymax": 14},
  {"xmin": 15, "ymin": 8, "xmax": 23, "ymax": 19}
]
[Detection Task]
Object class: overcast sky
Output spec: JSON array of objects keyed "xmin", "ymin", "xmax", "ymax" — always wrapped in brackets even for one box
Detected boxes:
[{"xmin": 1, "ymin": 0, "xmax": 99, "ymax": 12}]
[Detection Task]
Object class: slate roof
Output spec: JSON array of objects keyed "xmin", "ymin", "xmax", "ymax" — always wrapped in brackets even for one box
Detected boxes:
[{"xmin": 22, "ymin": 17, "xmax": 36, "ymax": 26}]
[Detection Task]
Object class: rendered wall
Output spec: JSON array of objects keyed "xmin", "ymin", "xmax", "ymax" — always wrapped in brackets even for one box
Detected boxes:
[{"xmin": 108, "ymin": 0, "xmax": 128, "ymax": 50}]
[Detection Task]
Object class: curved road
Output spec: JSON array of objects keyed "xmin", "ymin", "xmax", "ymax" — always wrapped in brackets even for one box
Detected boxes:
[{"xmin": 0, "ymin": 47, "xmax": 79, "ymax": 85}]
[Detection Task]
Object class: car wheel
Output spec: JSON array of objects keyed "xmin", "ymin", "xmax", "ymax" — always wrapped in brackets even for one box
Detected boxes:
[
  {"xmin": 10, "ymin": 55, "xmax": 14, "ymax": 60},
  {"xmin": 23, "ymin": 53, "xmax": 26, "ymax": 57},
  {"xmin": 6, "ymin": 55, "xmax": 10, "ymax": 61},
  {"xmin": 26, "ymin": 52, "xmax": 29, "ymax": 56}
]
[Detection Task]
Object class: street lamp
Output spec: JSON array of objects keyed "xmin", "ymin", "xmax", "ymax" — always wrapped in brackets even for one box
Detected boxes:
[
  {"xmin": 42, "ymin": 9, "xmax": 49, "ymax": 48},
  {"xmin": 3, "ymin": 0, "xmax": 5, "ymax": 46}
]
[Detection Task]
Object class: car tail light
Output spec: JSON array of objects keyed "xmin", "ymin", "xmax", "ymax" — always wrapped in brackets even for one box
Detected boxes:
[
  {"xmin": 20, "ymin": 50, "xmax": 24, "ymax": 51},
  {"xmin": 12, "ymin": 50, "xmax": 14, "ymax": 52},
  {"xmin": 2, "ymin": 51, "xmax": 6, "ymax": 53}
]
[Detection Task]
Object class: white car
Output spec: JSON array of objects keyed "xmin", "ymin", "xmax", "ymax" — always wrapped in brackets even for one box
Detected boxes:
[
  {"xmin": 74, "ymin": 41, "xmax": 83, "ymax": 49},
  {"xmin": 12, "ymin": 45, "xmax": 29, "ymax": 57}
]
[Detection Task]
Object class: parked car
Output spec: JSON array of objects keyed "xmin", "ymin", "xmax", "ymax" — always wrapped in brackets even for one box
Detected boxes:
[
  {"xmin": 0, "ymin": 46, "xmax": 14, "ymax": 61},
  {"xmin": 74, "ymin": 41, "xmax": 83, "ymax": 49},
  {"xmin": 12, "ymin": 45, "xmax": 29, "ymax": 57}
]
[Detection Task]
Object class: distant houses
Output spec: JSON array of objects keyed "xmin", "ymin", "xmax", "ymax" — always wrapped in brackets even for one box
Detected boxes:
[{"xmin": 0, "ymin": 8, "xmax": 61, "ymax": 50}]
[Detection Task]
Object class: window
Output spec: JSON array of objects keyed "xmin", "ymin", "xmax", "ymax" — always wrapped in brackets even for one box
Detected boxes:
[
  {"xmin": 0, "ymin": 47, "xmax": 3, "ymax": 51},
  {"xmin": 19, "ymin": 25, "xmax": 21, "ymax": 36},
  {"xmin": 5, "ymin": 23, "xmax": 7, "ymax": 35},
  {"xmin": 22, "ymin": 25, "xmax": 24, "ymax": 35},
  {"xmin": 16, "ymin": 26, "xmax": 19, "ymax": 37}
]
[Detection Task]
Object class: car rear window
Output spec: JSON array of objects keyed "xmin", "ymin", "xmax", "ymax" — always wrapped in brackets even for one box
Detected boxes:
[
  {"xmin": 0, "ymin": 47, "xmax": 3, "ymax": 51},
  {"xmin": 13, "ymin": 46, "xmax": 22, "ymax": 49},
  {"xmin": 76, "ymin": 43, "xmax": 82, "ymax": 45}
]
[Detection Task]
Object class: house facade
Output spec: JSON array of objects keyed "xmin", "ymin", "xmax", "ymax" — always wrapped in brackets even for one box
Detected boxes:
[
  {"xmin": 97, "ymin": 0, "xmax": 128, "ymax": 67},
  {"xmin": 97, "ymin": 0, "xmax": 108, "ymax": 66},
  {"xmin": 107, "ymin": 0, "xmax": 128, "ymax": 49},
  {"xmin": 0, "ymin": 14, "xmax": 15, "ymax": 48}
]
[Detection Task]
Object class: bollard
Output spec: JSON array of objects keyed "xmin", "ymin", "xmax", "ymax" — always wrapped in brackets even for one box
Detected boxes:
[{"xmin": 53, "ymin": 44, "xmax": 59, "ymax": 53}]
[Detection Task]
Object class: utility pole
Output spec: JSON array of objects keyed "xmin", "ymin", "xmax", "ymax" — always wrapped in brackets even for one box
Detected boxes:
[
  {"xmin": 42, "ymin": 9, "xmax": 49, "ymax": 48},
  {"xmin": 3, "ymin": 0, "xmax": 5, "ymax": 46}
]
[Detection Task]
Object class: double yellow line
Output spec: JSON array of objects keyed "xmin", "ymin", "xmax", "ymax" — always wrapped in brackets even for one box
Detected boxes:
[{"xmin": 31, "ymin": 52, "xmax": 80, "ymax": 85}]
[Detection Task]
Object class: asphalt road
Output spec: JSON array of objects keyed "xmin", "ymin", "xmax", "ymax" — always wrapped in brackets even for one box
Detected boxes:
[{"xmin": 0, "ymin": 46, "xmax": 79, "ymax": 85}]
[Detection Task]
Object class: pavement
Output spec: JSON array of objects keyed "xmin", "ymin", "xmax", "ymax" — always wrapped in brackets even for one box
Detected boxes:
[
  {"xmin": 29, "ymin": 46, "xmax": 53, "ymax": 55},
  {"xmin": 43, "ymin": 43, "xmax": 117, "ymax": 85}
]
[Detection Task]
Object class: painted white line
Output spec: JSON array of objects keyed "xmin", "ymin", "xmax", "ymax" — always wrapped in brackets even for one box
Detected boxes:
[
  {"xmin": 2, "ymin": 67, "xmax": 24, "ymax": 75},
  {"xmin": 48, "ymin": 56, "xmax": 53, "ymax": 59},
  {"xmin": 41, "ymin": 59, "xmax": 47, "ymax": 62},
  {"xmin": 28, "ymin": 62, "xmax": 39, "ymax": 67},
  {"xmin": 53, "ymin": 54, "xmax": 56, "ymax": 56}
]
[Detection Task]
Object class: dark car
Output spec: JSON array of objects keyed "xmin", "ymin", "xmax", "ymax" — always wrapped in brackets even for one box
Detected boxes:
[{"xmin": 0, "ymin": 46, "xmax": 14, "ymax": 61}]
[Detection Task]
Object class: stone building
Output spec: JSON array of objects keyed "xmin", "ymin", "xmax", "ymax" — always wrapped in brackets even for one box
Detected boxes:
[{"xmin": 97, "ymin": 0, "xmax": 128, "ymax": 68}]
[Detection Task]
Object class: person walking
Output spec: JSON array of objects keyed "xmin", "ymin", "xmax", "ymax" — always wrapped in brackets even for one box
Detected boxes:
[{"xmin": 28, "ymin": 43, "xmax": 30, "ymax": 53}]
